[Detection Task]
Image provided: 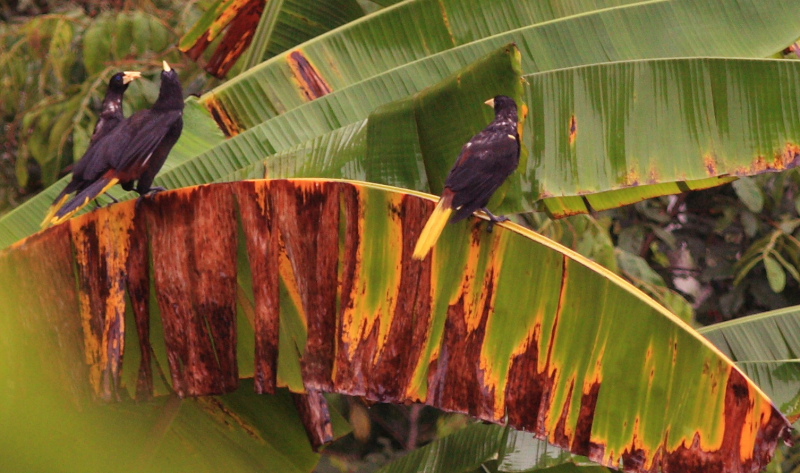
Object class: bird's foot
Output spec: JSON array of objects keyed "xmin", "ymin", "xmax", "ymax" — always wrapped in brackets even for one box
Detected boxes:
[
  {"xmin": 135, "ymin": 187, "xmax": 167, "ymax": 204},
  {"xmin": 140, "ymin": 186, "xmax": 167, "ymax": 197},
  {"xmin": 481, "ymin": 208, "xmax": 509, "ymax": 233}
]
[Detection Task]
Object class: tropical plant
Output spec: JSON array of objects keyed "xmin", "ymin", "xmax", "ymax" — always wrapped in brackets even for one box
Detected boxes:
[{"xmin": 2, "ymin": 1, "xmax": 800, "ymax": 472}]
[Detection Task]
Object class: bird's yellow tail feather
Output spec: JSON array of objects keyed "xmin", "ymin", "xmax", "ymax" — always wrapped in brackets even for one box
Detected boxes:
[
  {"xmin": 49, "ymin": 177, "xmax": 120, "ymax": 226},
  {"xmin": 41, "ymin": 194, "xmax": 70, "ymax": 229},
  {"xmin": 412, "ymin": 193, "xmax": 454, "ymax": 260}
]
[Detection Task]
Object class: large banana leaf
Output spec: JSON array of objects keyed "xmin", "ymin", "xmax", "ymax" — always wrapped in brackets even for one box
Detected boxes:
[
  {"xmin": 372, "ymin": 422, "xmax": 587, "ymax": 473},
  {"xmin": 204, "ymin": 57, "xmax": 800, "ymax": 217},
  {"xmin": 0, "ymin": 179, "xmax": 790, "ymax": 473},
  {"xmin": 179, "ymin": 0, "xmax": 364, "ymax": 78},
  {"xmin": 699, "ymin": 305, "xmax": 800, "ymax": 423},
  {"xmin": 3, "ymin": 0, "xmax": 800, "ymax": 249},
  {"xmin": 522, "ymin": 57, "xmax": 800, "ymax": 215},
  {"xmin": 201, "ymin": 0, "xmax": 800, "ymax": 131}
]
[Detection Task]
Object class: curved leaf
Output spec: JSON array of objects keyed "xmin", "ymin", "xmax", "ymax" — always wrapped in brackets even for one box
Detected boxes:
[
  {"xmin": 7, "ymin": 0, "xmax": 800, "ymax": 247},
  {"xmin": 524, "ymin": 58, "xmax": 800, "ymax": 216},
  {"xmin": 699, "ymin": 305, "xmax": 800, "ymax": 420},
  {"xmin": 0, "ymin": 179, "xmax": 790, "ymax": 473},
  {"xmin": 202, "ymin": 0, "xmax": 800, "ymax": 132},
  {"xmin": 207, "ymin": 58, "xmax": 800, "ymax": 220},
  {"xmin": 240, "ymin": 0, "xmax": 365, "ymax": 69},
  {"xmin": 700, "ymin": 306, "xmax": 800, "ymax": 362},
  {"xmin": 375, "ymin": 422, "xmax": 509, "ymax": 473}
]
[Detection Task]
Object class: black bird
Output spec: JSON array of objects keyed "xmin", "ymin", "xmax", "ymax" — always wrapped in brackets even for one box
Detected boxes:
[
  {"xmin": 413, "ymin": 95, "xmax": 520, "ymax": 260},
  {"xmin": 46, "ymin": 61, "xmax": 184, "ymax": 226},
  {"xmin": 42, "ymin": 70, "xmax": 141, "ymax": 226}
]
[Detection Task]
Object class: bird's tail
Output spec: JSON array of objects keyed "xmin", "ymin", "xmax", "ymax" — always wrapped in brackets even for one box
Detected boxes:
[
  {"xmin": 48, "ymin": 176, "xmax": 120, "ymax": 226},
  {"xmin": 41, "ymin": 192, "xmax": 71, "ymax": 229},
  {"xmin": 412, "ymin": 190, "xmax": 454, "ymax": 260}
]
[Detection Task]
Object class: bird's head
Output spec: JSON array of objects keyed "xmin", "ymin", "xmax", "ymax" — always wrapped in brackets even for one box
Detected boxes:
[
  {"xmin": 485, "ymin": 95, "xmax": 518, "ymax": 124},
  {"xmin": 161, "ymin": 60, "xmax": 179, "ymax": 80},
  {"xmin": 109, "ymin": 71, "xmax": 142, "ymax": 92},
  {"xmin": 484, "ymin": 95, "xmax": 517, "ymax": 113},
  {"xmin": 154, "ymin": 61, "xmax": 184, "ymax": 110}
]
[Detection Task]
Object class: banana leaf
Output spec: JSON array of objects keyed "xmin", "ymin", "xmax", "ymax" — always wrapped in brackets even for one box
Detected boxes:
[
  {"xmin": 0, "ymin": 179, "xmax": 790, "ymax": 473},
  {"xmin": 699, "ymin": 305, "xmax": 800, "ymax": 423},
  {"xmin": 211, "ymin": 58, "xmax": 800, "ymax": 220},
  {"xmin": 5, "ymin": 0, "xmax": 800, "ymax": 248},
  {"xmin": 180, "ymin": 0, "xmax": 364, "ymax": 78},
  {"xmin": 203, "ymin": 0, "xmax": 799, "ymax": 132}
]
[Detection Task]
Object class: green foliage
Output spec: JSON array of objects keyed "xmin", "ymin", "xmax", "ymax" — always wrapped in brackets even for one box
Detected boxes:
[
  {"xmin": 612, "ymin": 171, "xmax": 800, "ymax": 324},
  {"xmin": 3, "ymin": 0, "xmax": 800, "ymax": 472},
  {"xmin": 0, "ymin": 3, "xmax": 209, "ymax": 216}
]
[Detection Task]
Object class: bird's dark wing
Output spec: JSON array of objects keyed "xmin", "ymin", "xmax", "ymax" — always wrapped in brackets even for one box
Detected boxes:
[
  {"xmin": 445, "ymin": 128, "xmax": 519, "ymax": 222},
  {"xmin": 89, "ymin": 114, "xmax": 121, "ymax": 147},
  {"xmin": 135, "ymin": 117, "xmax": 183, "ymax": 194},
  {"xmin": 70, "ymin": 111, "xmax": 123, "ymax": 182},
  {"xmin": 110, "ymin": 110, "xmax": 182, "ymax": 174},
  {"xmin": 70, "ymin": 126, "xmax": 122, "ymax": 183}
]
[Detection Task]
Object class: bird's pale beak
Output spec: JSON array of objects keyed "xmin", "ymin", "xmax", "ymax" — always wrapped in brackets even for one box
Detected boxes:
[
  {"xmin": 484, "ymin": 98, "xmax": 495, "ymax": 107},
  {"xmin": 122, "ymin": 71, "xmax": 142, "ymax": 84},
  {"xmin": 162, "ymin": 61, "xmax": 171, "ymax": 72}
]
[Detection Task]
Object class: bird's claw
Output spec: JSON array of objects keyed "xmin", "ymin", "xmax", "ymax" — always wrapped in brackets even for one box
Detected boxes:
[
  {"xmin": 135, "ymin": 187, "xmax": 167, "ymax": 203},
  {"xmin": 140, "ymin": 186, "xmax": 167, "ymax": 196},
  {"xmin": 481, "ymin": 208, "xmax": 508, "ymax": 233}
]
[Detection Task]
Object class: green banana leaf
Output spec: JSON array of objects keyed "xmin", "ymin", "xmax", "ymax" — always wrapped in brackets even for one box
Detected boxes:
[
  {"xmin": 374, "ymin": 422, "xmax": 509, "ymax": 473},
  {"xmin": 239, "ymin": 0, "xmax": 365, "ymax": 69},
  {"xmin": 499, "ymin": 429, "xmax": 589, "ymax": 473},
  {"xmin": 699, "ymin": 305, "xmax": 800, "ymax": 422},
  {"xmin": 207, "ymin": 57, "xmax": 800, "ymax": 218},
  {"xmin": 201, "ymin": 0, "xmax": 800, "ymax": 131},
  {"xmin": 0, "ymin": 179, "xmax": 790, "ymax": 473},
  {"xmin": 4, "ymin": 0, "xmax": 800, "ymax": 248},
  {"xmin": 179, "ymin": 0, "xmax": 364, "ymax": 78},
  {"xmin": 376, "ymin": 422, "xmax": 589, "ymax": 473}
]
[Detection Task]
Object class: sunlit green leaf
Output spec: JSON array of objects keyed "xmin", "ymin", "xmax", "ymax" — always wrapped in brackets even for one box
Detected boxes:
[
  {"xmin": 764, "ymin": 255, "xmax": 787, "ymax": 293},
  {"xmin": 732, "ymin": 178, "xmax": 765, "ymax": 213}
]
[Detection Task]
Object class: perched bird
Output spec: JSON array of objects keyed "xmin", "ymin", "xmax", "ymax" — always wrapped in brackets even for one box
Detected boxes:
[
  {"xmin": 42, "ymin": 70, "xmax": 142, "ymax": 226},
  {"xmin": 412, "ymin": 95, "xmax": 520, "ymax": 260},
  {"xmin": 45, "ymin": 61, "xmax": 184, "ymax": 226}
]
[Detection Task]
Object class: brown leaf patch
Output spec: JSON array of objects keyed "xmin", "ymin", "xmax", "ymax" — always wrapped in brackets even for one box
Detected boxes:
[
  {"xmin": 365, "ymin": 196, "xmax": 434, "ymax": 402},
  {"xmin": 235, "ymin": 181, "xmax": 280, "ymax": 394},
  {"xmin": 146, "ymin": 186, "xmax": 239, "ymax": 396},
  {"xmin": 204, "ymin": 0, "xmax": 265, "ymax": 78},
  {"xmin": 293, "ymin": 389, "xmax": 333, "ymax": 451},
  {"xmin": 272, "ymin": 180, "xmax": 341, "ymax": 390},
  {"xmin": 569, "ymin": 115, "xmax": 577, "ymax": 145},
  {"xmin": 661, "ymin": 369, "xmax": 790, "ymax": 473},
  {"xmin": 126, "ymin": 204, "xmax": 153, "ymax": 401},
  {"xmin": 204, "ymin": 94, "xmax": 243, "ymax": 137},
  {"xmin": 288, "ymin": 51, "xmax": 333, "ymax": 101},
  {"xmin": 70, "ymin": 205, "xmax": 135, "ymax": 401}
]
